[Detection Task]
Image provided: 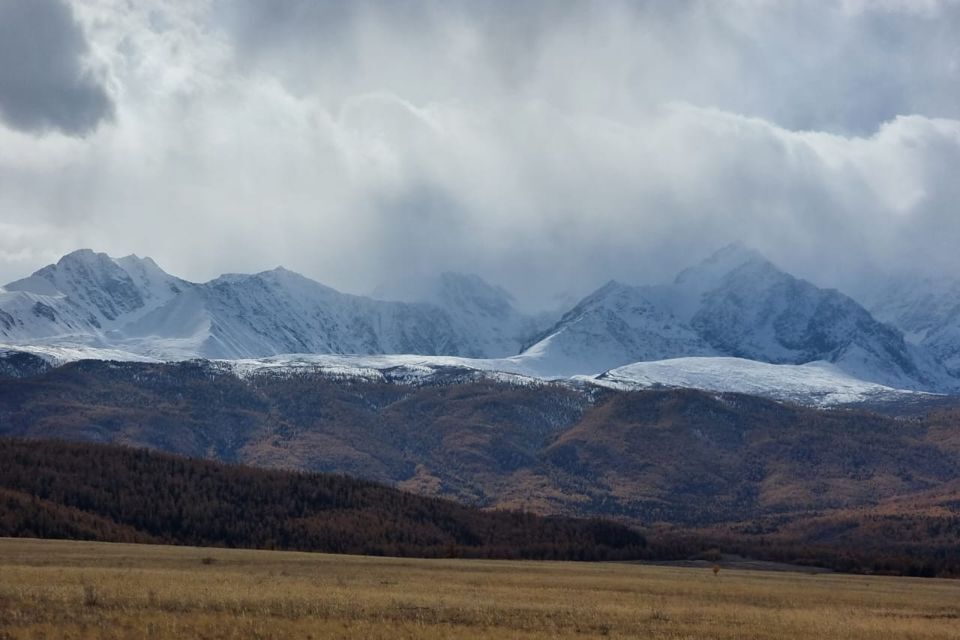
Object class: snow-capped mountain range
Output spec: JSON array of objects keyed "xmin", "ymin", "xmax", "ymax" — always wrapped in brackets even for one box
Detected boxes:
[
  {"xmin": 1, "ymin": 244, "xmax": 958, "ymax": 404},
  {"xmin": 525, "ymin": 244, "xmax": 950, "ymax": 391},
  {"xmin": 0, "ymin": 249, "xmax": 538, "ymax": 361}
]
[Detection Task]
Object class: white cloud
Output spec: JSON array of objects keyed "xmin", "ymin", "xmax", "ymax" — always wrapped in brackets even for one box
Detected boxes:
[{"xmin": 0, "ymin": 0, "xmax": 959, "ymax": 307}]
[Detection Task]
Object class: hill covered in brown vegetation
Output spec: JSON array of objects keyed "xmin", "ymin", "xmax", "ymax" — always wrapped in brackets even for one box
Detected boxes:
[
  {"xmin": 0, "ymin": 438, "xmax": 647, "ymax": 560},
  {"xmin": 1, "ymin": 360, "xmax": 958, "ymax": 574}
]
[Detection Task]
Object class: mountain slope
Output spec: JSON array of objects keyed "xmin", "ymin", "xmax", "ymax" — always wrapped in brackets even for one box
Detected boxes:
[
  {"xmin": 1, "ymin": 249, "xmax": 187, "ymax": 340},
  {"xmin": 522, "ymin": 244, "xmax": 952, "ymax": 389},
  {"xmin": 591, "ymin": 356, "xmax": 917, "ymax": 407},
  {"xmin": 518, "ymin": 281, "xmax": 716, "ymax": 376},
  {"xmin": 0, "ymin": 438, "xmax": 646, "ymax": 560},
  {"xmin": 1, "ymin": 360, "xmax": 957, "ymax": 530},
  {"xmin": 374, "ymin": 271, "xmax": 548, "ymax": 357},
  {"xmin": 425, "ymin": 272, "xmax": 547, "ymax": 357},
  {"xmin": 864, "ymin": 274, "xmax": 960, "ymax": 377},
  {"xmin": 0, "ymin": 251, "xmax": 542, "ymax": 360},
  {"xmin": 679, "ymin": 246, "xmax": 944, "ymax": 390},
  {"xmin": 123, "ymin": 267, "xmax": 472, "ymax": 359}
]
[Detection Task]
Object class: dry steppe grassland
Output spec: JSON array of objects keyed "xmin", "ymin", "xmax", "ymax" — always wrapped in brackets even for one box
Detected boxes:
[{"xmin": 0, "ymin": 537, "xmax": 958, "ymax": 640}]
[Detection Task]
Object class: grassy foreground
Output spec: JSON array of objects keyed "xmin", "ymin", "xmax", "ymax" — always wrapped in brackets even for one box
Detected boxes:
[{"xmin": 0, "ymin": 538, "xmax": 957, "ymax": 639}]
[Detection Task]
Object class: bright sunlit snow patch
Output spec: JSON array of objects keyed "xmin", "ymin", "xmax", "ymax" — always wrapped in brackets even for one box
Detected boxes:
[
  {"xmin": 586, "ymin": 357, "xmax": 927, "ymax": 407},
  {"xmin": 221, "ymin": 353, "xmax": 551, "ymax": 387}
]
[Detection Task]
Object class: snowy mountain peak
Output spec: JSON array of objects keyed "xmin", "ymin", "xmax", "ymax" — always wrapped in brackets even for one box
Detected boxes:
[
  {"xmin": 261, "ymin": 265, "xmax": 295, "ymax": 276},
  {"xmin": 559, "ymin": 280, "xmax": 639, "ymax": 315},
  {"xmin": 375, "ymin": 271, "xmax": 515, "ymax": 309},
  {"xmin": 0, "ymin": 251, "xmax": 552, "ymax": 361},
  {"xmin": 113, "ymin": 254, "xmax": 185, "ymax": 299},
  {"xmin": 368, "ymin": 271, "xmax": 545, "ymax": 358},
  {"xmin": 0, "ymin": 250, "xmax": 189, "ymax": 344},
  {"xmin": 674, "ymin": 242, "xmax": 772, "ymax": 288},
  {"xmin": 591, "ymin": 279, "xmax": 632, "ymax": 295},
  {"xmin": 425, "ymin": 272, "xmax": 543, "ymax": 357},
  {"xmin": 435, "ymin": 272, "xmax": 516, "ymax": 319},
  {"xmin": 518, "ymin": 278, "xmax": 715, "ymax": 376},
  {"xmin": 55, "ymin": 248, "xmax": 107, "ymax": 267},
  {"xmin": 253, "ymin": 265, "xmax": 317, "ymax": 283},
  {"xmin": 251, "ymin": 267, "xmax": 342, "ymax": 300},
  {"xmin": 521, "ymin": 244, "xmax": 953, "ymax": 390},
  {"xmin": 27, "ymin": 250, "xmax": 156, "ymax": 322},
  {"xmin": 703, "ymin": 240, "xmax": 767, "ymax": 266},
  {"xmin": 56, "ymin": 249, "xmax": 118, "ymax": 275},
  {"xmin": 210, "ymin": 266, "xmax": 319, "ymax": 289},
  {"xmin": 663, "ymin": 243, "xmax": 781, "ymax": 324},
  {"xmin": 115, "ymin": 253, "xmax": 163, "ymax": 273}
]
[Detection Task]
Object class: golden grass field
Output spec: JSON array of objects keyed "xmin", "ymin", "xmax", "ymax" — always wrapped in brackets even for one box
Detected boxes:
[{"xmin": 0, "ymin": 538, "xmax": 958, "ymax": 639}]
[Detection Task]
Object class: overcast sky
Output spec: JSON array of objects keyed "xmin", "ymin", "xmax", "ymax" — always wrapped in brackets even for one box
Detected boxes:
[{"xmin": 1, "ymin": 0, "xmax": 959, "ymax": 308}]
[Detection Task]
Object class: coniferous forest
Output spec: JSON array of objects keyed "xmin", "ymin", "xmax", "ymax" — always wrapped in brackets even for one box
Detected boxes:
[
  {"xmin": 2, "ymin": 438, "xmax": 958, "ymax": 576},
  {"xmin": 0, "ymin": 438, "xmax": 648, "ymax": 561}
]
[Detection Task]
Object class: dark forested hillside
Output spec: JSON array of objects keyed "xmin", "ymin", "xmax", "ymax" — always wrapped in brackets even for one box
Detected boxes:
[{"xmin": 0, "ymin": 439, "xmax": 646, "ymax": 560}]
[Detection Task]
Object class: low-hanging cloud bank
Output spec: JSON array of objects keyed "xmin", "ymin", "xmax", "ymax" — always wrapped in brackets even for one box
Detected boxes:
[{"xmin": 0, "ymin": 0, "xmax": 959, "ymax": 308}]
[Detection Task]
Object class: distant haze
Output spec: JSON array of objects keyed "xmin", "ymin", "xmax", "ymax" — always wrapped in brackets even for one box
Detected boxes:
[{"xmin": 1, "ymin": 1, "xmax": 959, "ymax": 309}]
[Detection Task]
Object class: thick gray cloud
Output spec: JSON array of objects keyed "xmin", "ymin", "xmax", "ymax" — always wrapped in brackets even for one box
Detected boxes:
[
  {"xmin": 0, "ymin": 0, "xmax": 113, "ymax": 136},
  {"xmin": 218, "ymin": 0, "xmax": 960, "ymax": 135},
  {"xmin": 0, "ymin": 0, "xmax": 959, "ymax": 308}
]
